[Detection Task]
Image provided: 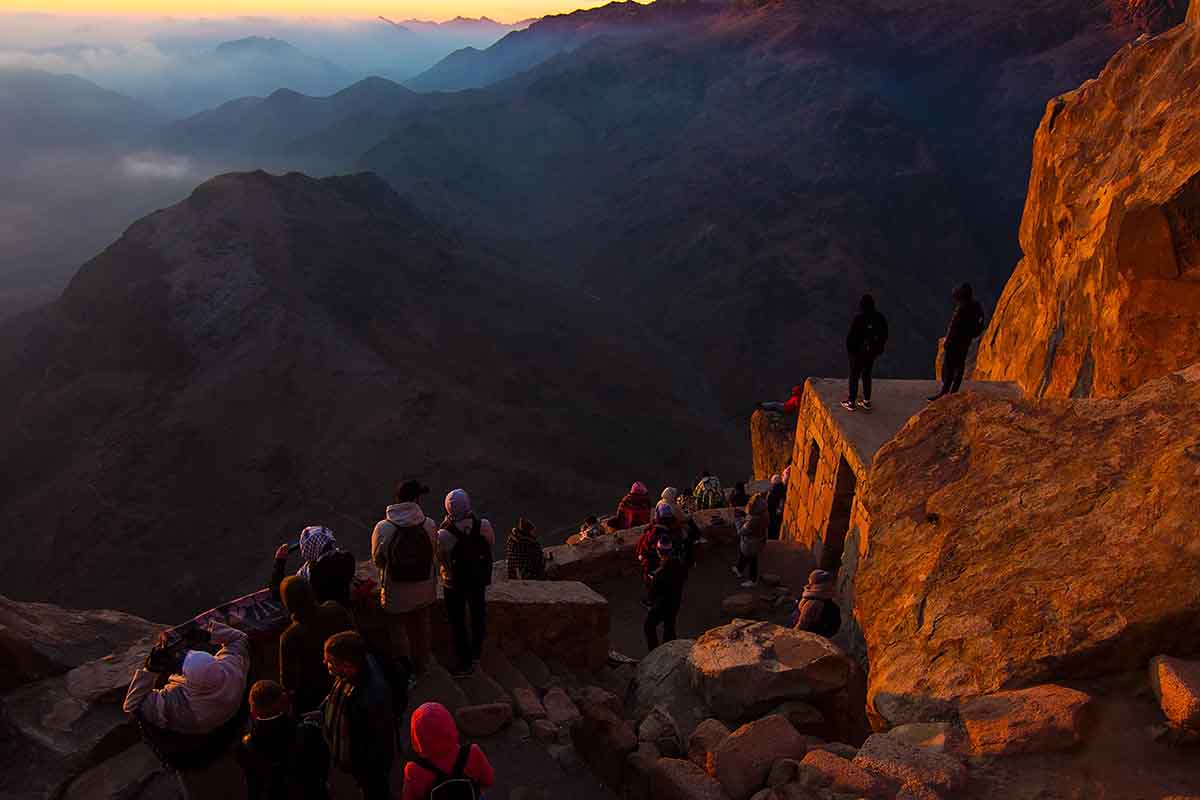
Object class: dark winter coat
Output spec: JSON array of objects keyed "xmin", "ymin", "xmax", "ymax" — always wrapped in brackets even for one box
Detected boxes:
[
  {"xmin": 945, "ymin": 299, "xmax": 986, "ymax": 352},
  {"xmin": 271, "ymin": 548, "xmax": 356, "ymax": 609},
  {"xmin": 278, "ymin": 577, "xmax": 354, "ymax": 714},
  {"xmin": 846, "ymin": 310, "xmax": 889, "ymax": 356},
  {"xmin": 647, "ymin": 556, "xmax": 687, "ymax": 612},
  {"xmin": 237, "ymin": 714, "xmax": 331, "ymax": 800}
]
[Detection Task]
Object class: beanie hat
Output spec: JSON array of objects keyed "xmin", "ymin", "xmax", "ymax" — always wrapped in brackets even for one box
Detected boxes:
[{"xmin": 445, "ymin": 489, "xmax": 472, "ymax": 521}]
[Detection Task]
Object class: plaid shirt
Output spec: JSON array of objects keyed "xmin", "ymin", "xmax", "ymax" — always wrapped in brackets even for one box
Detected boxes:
[{"xmin": 505, "ymin": 533, "xmax": 546, "ymax": 580}]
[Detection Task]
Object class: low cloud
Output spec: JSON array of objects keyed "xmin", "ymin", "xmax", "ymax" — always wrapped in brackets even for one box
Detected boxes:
[{"xmin": 121, "ymin": 151, "xmax": 195, "ymax": 181}]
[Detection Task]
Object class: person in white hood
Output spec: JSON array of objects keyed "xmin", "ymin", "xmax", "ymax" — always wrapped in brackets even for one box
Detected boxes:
[
  {"xmin": 436, "ymin": 488, "xmax": 496, "ymax": 677},
  {"xmin": 371, "ymin": 479, "xmax": 439, "ymax": 678},
  {"xmin": 123, "ymin": 621, "xmax": 250, "ymax": 735}
]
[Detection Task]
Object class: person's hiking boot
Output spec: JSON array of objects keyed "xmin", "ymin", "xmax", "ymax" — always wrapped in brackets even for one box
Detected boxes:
[
  {"xmin": 840, "ymin": 400, "xmax": 856, "ymax": 412},
  {"xmin": 730, "ymin": 566, "xmax": 744, "ymax": 578},
  {"xmin": 861, "ymin": 399, "xmax": 873, "ymax": 412},
  {"xmin": 927, "ymin": 392, "xmax": 945, "ymax": 402},
  {"xmin": 739, "ymin": 580, "xmax": 756, "ymax": 588}
]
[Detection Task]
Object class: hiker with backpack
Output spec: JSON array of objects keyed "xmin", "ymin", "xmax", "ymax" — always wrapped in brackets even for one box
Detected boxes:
[
  {"xmin": 321, "ymin": 631, "xmax": 395, "ymax": 800},
  {"xmin": 929, "ymin": 282, "xmax": 987, "ymax": 401},
  {"xmin": 643, "ymin": 536, "xmax": 687, "ymax": 652},
  {"xmin": 693, "ymin": 470, "xmax": 724, "ymax": 510},
  {"xmin": 437, "ymin": 489, "xmax": 496, "ymax": 677},
  {"xmin": 401, "ymin": 702, "xmax": 495, "ymax": 800},
  {"xmin": 278, "ymin": 575, "xmax": 353, "ymax": 714},
  {"xmin": 842, "ymin": 293, "xmax": 889, "ymax": 412},
  {"xmin": 270, "ymin": 525, "xmax": 356, "ymax": 609},
  {"xmin": 371, "ymin": 480, "xmax": 440, "ymax": 680},
  {"xmin": 237, "ymin": 680, "xmax": 331, "ymax": 800},
  {"xmin": 505, "ymin": 516, "xmax": 546, "ymax": 579}
]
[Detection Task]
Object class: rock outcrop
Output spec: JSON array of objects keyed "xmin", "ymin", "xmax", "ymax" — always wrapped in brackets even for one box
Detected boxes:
[
  {"xmin": 856, "ymin": 367, "xmax": 1200, "ymax": 727},
  {"xmin": 750, "ymin": 410, "xmax": 794, "ymax": 481},
  {"xmin": 1150, "ymin": 655, "xmax": 1200, "ymax": 731},
  {"xmin": 974, "ymin": 16, "xmax": 1200, "ymax": 398}
]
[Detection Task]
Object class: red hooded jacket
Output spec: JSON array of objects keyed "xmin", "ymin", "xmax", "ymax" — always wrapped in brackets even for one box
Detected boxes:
[{"xmin": 402, "ymin": 703, "xmax": 495, "ymax": 800}]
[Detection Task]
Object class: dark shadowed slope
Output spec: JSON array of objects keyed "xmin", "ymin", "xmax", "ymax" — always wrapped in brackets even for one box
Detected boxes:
[{"xmin": 0, "ymin": 171, "xmax": 740, "ymax": 620}]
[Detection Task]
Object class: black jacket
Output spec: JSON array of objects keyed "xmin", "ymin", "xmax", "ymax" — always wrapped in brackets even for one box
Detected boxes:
[
  {"xmin": 271, "ymin": 549, "xmax": 356, "ymax": 609},
  {"xmin": 945, "ymin": 299, "xmax": 985, "ymax": 351},
  {"xmin": 647, "ymin": 557, "xmax": 687, "ymax": 611},
  {"xmin": 237, "ymin": 715, "xmax": 331, "ymax": 800},
  {"xmin": 846, "ymin": 310, "xmax": 889, "ymax": 356}
]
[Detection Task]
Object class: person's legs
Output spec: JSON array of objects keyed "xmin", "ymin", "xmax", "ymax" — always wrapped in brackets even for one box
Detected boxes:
[
  {"xmin": 862, "ymin": 354, "xmax": 875, "ymax": 402},
  {"xmin": 760, "ymin": 401, "xmax": 786, "ymax": 413},
  {"xmin": 467, "ymin": 586, "xmax": 488, "ymax": 661},
  {"xmin": 747, "ymin": 555, "xmax": 759, "ymax": 583},
  {"xmin": 644, "ymin": 607, "xmax": 662, "ymax": 651},
  {"xmin": 949, "ymin": 354, "xmax": 967, "ymax": 393},
  {"xmin": 443, "ymin": 587, "xmax": 471, "ymax": 672},
  {"xmin": 736, "ymin": 553, "xmax": 748, "ymax": 574},
  {"xmin": 940, "ymin": 348, "xmax": 967, "ymax": 396},
  {"xmin": 847, "ymin": 355, "xmax": 861, "ymax": 403},
  {"xmin": 404, "ymin": 605, "xmax": 430, "ymax": 676},
  {"xmin": 663, "ymin": 602, "xmax": 678, "ymax": 644}
]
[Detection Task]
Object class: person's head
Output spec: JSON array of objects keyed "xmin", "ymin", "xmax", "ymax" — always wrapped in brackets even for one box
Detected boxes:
[
  {"xmin": 654, "ymin": 501, "xmax": 676, "ymax": 523},
  {"xmin": 182, "ymin": 650, "xmax": 222, "ymax": 691},
  {"xmin": 807, "ymin": 569, "xmax": 834, "ymax": 588},
  {"xmin": 298, "ymin": 526, "xmax": 335, "ymax": 565},
  {"xmin": 395, "ymin": 479, "xmax": 431, "ymax": 504},
  {"xmin": 279, "ymin": 575, "xmax": 316, "ymax": 621},
  {"xmin": 701, "ymin": 470, "xmax": 711, "ymax": 479},
  {"xmin": 790, "ymin": 384, "xmax": 802, "ymax": 396},
  {"xmin": 410, "ymin": 702, "xmax": 460, "ymax": 758},
  {"xmin": 859, "ymin": 294, "xmax": 876, "ymax": 313},
  {"xmin": 444, "ymin": 488, "xmax": 472, "ymax": 522},
  {"xmin": 770, "ymin": 473, "xmax": 782, "ymax": 486},
  {"xmin": 515, "ymin": 516, "xmax": 536, "ymax": 537},
  {"xmin": 661, "ymin": 486, "xmax": 679, "ymax": 504},
  {"xmin": 630, "ymin": 481, "xmax": 648, "ymax": 496},
  {"xmin": 952, "ymin": 282, "xmax": 974, "ymax": 303},
  {"xmin": 248, "ymin": 680, "xmax": 290, "ymax": 721},
  {"xmin": 324, "ymin": 631, "xmax": 367, "ymax": 682}
]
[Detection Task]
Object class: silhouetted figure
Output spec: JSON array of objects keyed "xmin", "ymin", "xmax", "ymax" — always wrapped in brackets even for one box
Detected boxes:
[
  {"xmin": 930, "ymin": 282, "xmax": 987, "ymax": 401},
  {"xmin": 437, "ymin": 489, "xmax": 496, "ymax": 677},
  {"xmin": 278, "ymin": 576, "xmax": 353, "ymax": 714},
  {"xmin": 402, "ymin": 702, "xmax": 495, "ymax": 800},
  {"xmin": 613, "ymin": 481, "xmax": 653, "ymax": 530},
  {"xmin": 842, "ymin": 294, "xmax": 889, "ymax": 412},
  {"xmin": 237, "ymin": 680, "xmax": 331, "ymax": 800},
  {"xmin": 371, "ymin": 480, "xmax": 439, "ymax": 679},
  {"xmin": 729, "ymin": 481, "xmax": 751, "ymax": 509},
  {"xmin": 505, "ymin": 516, "xmax": 546, "ymax": 580},
  {"xmin": 321, "ymin": 632, "xmax": 394, "ymax": 800},
  {"xmin": 766, "ymin": 474, "xmax": 786, "ymax": 540},
  {"xmin": 271, "ymin": 526, "xmax": 355, "ymax": 609},
  {"xmin": 733, "ymin": 492, "xmax": 769, "ymax": 586},
  {"xmin": 644, "ymin": 536, "xmax": 687, "ymax": 651},
  {"xmin": 791, "ymin": 570, "xmax": 842, "ymax": 639}
]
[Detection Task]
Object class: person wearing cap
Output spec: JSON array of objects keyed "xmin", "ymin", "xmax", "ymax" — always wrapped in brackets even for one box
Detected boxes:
[
  {"xmin": 643, "ymin": 535, "xmax": 687, "ymax": 652},
  {"xmin": 791, "ymin": 570, "xmax": 842, "ymax": 638},
  {"xmin": 123, "ymin": 621, "xmax": 250, "ymax": 735},
  {"xmin": 505, "ymin": 517, "xmax": 546, "ymax": 580},
  {"xmin": 371, "ymin": 480, "xmax": 440, "ymax": 679}
]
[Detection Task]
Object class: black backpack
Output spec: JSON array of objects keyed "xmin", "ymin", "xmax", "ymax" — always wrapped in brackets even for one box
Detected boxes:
[
  {"xmin": 413, "ymin": 744, "xmax": 479, "ymax": 800},
  {"xmin": 385, "ymin": 520, "xmax": 434, "ymax": 583},
  {"xmin": 446, "ymin": 517, "xmax": 493, "ymax": 588},
  {"xmin": 863, "ymin": 312, "xmax": 889, "ymax": 356}
]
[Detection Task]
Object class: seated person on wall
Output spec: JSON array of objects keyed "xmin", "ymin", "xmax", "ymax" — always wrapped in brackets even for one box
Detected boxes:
[
  {"xmin": 790, "ymin": 570, "xmax": 842, "ymax": 639},
  {"xmin": 506, "ymin": 516, "xmax": 546, "ymax": 579},
  {"xmin": 237, "ymin": 680, "xmax": 331, "ymax": 800},
  {"xmin": 271, "ymin": 525, "xmax": 356, "ymax": 609},
  {"xmin": 693, "ymin": 470, "xmax": 724, "ymax": 510},
  {"xmin": 758, "ymin": 384, "xmax": 803, "ymax": 414},
  {"xmin": 610, "ymin": 481, "xmax": 653, "ymax": 530},
  {"xmin": 577, "ymin": 515, "xmax": 606, "ymax": 541},
  {"xmin": 279, "ymin": 575, "xmax": 353, "ymax": 715}
]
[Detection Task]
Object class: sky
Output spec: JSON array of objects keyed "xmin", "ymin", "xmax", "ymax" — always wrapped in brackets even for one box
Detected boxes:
[{"xmin": 0, "ymin": 0, "xmax": 617, "ymax": 23}]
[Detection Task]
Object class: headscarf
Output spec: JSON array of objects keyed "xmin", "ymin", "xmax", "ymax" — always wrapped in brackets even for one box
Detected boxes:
[
  {"xmin": 182, "ymin": 650, "xmax": 220, "ymax": 690},
  {"xmin": 630, "ymin": 481, "xmax": 648, "ymax": 496},
  {"xmin": 444, "ymin": 489, "xmax": 473, "ymax": 522},
  {"xmin": 180, "ymin": 647, "xmax": 245, "ymax": 731},
  {"xmin": 297, "ymin": 526, "xmax": 335, "ymax": 580},
  {"xmin": 802, "ymin": 569, "xmax": 835, "ymax": 600},
  {"xmin": 793, "ymin": 570, "xmax": 837, "ymax": 633},
  {"xmin": 660, "ymin": 487, "xmax": 679, "ymax": 504},
  {"xmin": 654, "ymin": 501, "xmax": 676, "ymax": 522}
]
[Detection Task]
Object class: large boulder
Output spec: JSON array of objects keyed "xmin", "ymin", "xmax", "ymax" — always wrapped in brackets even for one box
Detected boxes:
[
  {"xmin": 712, "ymin": 715, "xmax": 812, "ymax": 800},
  {"xmin": 973, "ymin": 19, "xmax": 1200, "ymax": 399},
  {"xmin": 635, "ymin": 639, "xmax": 709, "ymax": 739},
  {"xmin": 1150, "ymin": 656, "xmax": 1200, "ymax": 731},
  {"xmin": 571, "ymin": 692, "xmax": 638, "ymax": 789},
  {"xmin": 799, "ymin": 749, "xmax": 890, "ymax": 798},
  {"xmin": 688, "ymin": 621, "xmax": 852, "ymax": 723},
  {"xmin": 856, "ymin": 368, "xmax": 1200, "ymax": 727},
  {"xmin": 687, "ymin": 718, "xmax": 730, "ymax": 772},
  {"xmin": 650, "ymin": 757, "xmax": 731, "ymax": 800},
  {"xmin": 0, "ymin": 595, "xmax": 160, "ymax": 692},
  {"xmin": 853, "ymin": 734, "xmax": 967, "ymax": 796},
  {"xmin": 957, "ymin": 684, "xmax": 1091, "ymax": 756},
  {"xmin": 751, "ymin": 409, "xmax": 795, "ymax": 481}
]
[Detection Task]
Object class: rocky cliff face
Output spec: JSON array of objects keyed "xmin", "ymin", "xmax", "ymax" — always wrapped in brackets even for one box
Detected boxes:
[
  {"xmin": 854, "ymin": 366, "xmax": 1200, "ymax": 728},
  {"xmin": 974, "ymin": 14, "xmax": 1200, "ymax": 397},
  {"xmin": 749, "ymin": 410, "xmax": 794, "ymax": 481}
]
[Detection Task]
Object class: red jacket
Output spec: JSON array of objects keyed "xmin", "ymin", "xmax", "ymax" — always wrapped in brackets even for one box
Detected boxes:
[
  {"xmin": 402, "ymin": 703, "xmax": 495, "ymax": 800},
  {"xmin": 783, "ymin": 385, "xmax": 802, "ymax": 413},
  {"xmin": 616, "ymin": 493, "xmax": 652, "ymax": 530}
]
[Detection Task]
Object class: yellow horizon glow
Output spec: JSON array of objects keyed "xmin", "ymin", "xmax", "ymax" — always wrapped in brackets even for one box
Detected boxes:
[{"xmin": 0, "ymin": 0, "xmax": 636, "ymax": 24}]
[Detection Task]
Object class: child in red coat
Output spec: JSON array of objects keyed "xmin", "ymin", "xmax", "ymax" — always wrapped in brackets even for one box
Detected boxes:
[{"xmin": 402, "ymin": 702, "xmax": 495, "ymax": 800}]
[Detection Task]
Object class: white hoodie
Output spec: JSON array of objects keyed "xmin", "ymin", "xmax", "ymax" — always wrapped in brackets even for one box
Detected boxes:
[{"xmin": 372, "ymin": 502, "xmax": 439, "ymax": 613}]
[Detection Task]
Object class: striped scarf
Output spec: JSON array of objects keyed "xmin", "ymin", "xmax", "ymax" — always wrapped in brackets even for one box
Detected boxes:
[{"xmin": 321, "ymin": 676, "xmax": 355, "ymax": 770}]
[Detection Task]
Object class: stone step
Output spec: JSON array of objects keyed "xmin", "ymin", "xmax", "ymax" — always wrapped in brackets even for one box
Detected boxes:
[
  {"xmin": 411, "ymin": 658, "xmax": 470, "ymax": 713},
  {"xmin": 457, "ymin": 670, "xmax": 512, "ymax": 708},
  {"xmin": 480, "ymin": 648, "xmax": 533, "ymax": 693},
  {"xmin": 508, "ymin": 648, "xmax": 555, "ymax": 691}
]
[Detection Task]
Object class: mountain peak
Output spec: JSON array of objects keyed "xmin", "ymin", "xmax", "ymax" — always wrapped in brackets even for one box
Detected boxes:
[{"xmin": 214, "ymin": 36, "xmax": 297, "ymax": 56}]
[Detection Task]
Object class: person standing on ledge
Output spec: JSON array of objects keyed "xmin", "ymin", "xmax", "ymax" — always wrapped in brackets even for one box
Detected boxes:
[
  {"xmin": 842, "ymin": 293, "xmax": 888, "ymax": 413},
  {"xmin": 644, "ymin": 536, "xmax": 686, "ymax": 651},
  {"xmin": 437, "ymin": 488, "xmax": 496, "ymax": 677},
  {"xmin": 929, "ymin": 282, "xmax": 987, "ymax": 401}
]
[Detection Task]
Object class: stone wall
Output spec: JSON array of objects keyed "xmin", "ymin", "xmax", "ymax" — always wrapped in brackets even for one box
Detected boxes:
[{"xmin": 750, "ymin": 409, "xmax": 796, "ymax": 480}]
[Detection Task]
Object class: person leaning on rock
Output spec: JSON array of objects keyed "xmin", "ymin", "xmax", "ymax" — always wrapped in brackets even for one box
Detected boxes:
[
  {"xmin": 929, "ymin": 282, "xmax": 987, "ymax": 401},
  {"xmin": 733, "ymin": 492, "xmax": 769, "ymax": 587},
  {"xmin": 791, "ymin": 570, "xmax": 842, "ymax": 639},
  {"xmin": 370, "ymin": 479, "xmax": 439, "ymax": 681}
]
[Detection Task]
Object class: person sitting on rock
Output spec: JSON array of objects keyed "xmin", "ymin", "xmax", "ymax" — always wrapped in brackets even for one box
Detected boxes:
[
  {"xmin": 612, "ymin": 481, "xmax": 653, "ymax": 530},
  {"xmin": 644, "ymin": 536, "xmax": 687, "ymax": 652},
  {"xmin": 693, "ymin": 470, "xmax": 724, "ymax": 510},
  {"xmin": 578, "ymin": 515, "xmax": 606, "ymax": 541},
  {"xmin": 929, "ymin": 282, "xmax": 987, "ymax": 401},
  {"xmin": 842, "ymin": 293, "xmax": 888, "ymax": 413},
  {"xmin": 733, "ymin": 492, "xmax": 769, "ymax": 588},
  {"xmin": 279, "ymin": 575, "xmax": 353, "ymax": 714},
  {"xmin": 758, "ymin": 384, "xmax": 803, "ymax": 414},
  {"xmin": 791, "ymin": 570, "xmax": 841, "ymax": 639},
  {"xmin": 506, "ymin": 516, "xmax": 546, "ymax": 580},
  {"xmin": 271, "ymin": 525, "xmax": 356, "ymax": 609},
  {"xmin": 124, "ymin": 621, "xmax": 250, "ymax": 735},
  {"xmin": 321, "ymin": 631, "xmax": 395, "ymax": 800},
  {"xmin": 401, "ymin": 702, "xmax": 495, "ymax": 800},
  {"xmin": 237, "ymin": 680, "xmax": 331, "ymax": 800},
  {"xmin": 728, "ymin": 480, "xmax": 751, "ymax": 509},
  {"xmin": 766, "ymin": 474, "xmax": 786, "ymax": 540}
]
